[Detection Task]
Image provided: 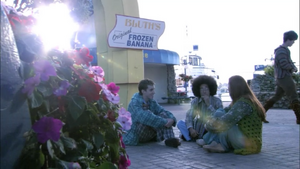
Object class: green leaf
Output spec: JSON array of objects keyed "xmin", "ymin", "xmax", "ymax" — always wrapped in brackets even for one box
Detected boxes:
[
  {"xmin": 19, "ymin": 61, "xmax": 34, "ymax": 80},
  {"xmin": 37, "ymin": 83, "xmax": 53, "ymax": 97},
  {"xmin": 30, "ymin": 90, "xmax": 43, "ymax": 108},
  {"xmin": 108, "ymin": 144, "xmax": 120, "ymax": 163},
  {"xmin": 18, "ymin": 143, "xmax": 43, "ymax": 169},
  {"xmin": 52, "ymin": 139, "xmax": 66, "ymax": 154},
  {"xmin": 43, "ymin": 100, "xmax": 50, "ymax": 112},
  {"xmin": 77, "ymin": 144, "xmax": 88, "ymax": 156},
  {"xmin": 9, "ymin": 87, "xmax": 28, "ymax": 113},
  {"xmin": 47, "ymin": 140, "xmax": 55, "ymax": 159},
  {"xmin": 56, "ymin": 160, "xmax": 68, "ymax": 169},
  {"xmin": 57, "ymin": 160, "xmax": 82, "ymax": 169},
  {"xmin": 93, "ymin": 133, "xmax": 104, "ymax": 149},
  {"xmin": 81, "ymin": 139, "xmax": 94, "ymax": 150},
  {"xmin": 68, "ymin": 96, "xmax": 87, "ymax": 121},
  {"xmin": 56, "ymin": 67, "xmax": 73, "ymax": 81},
  {"xmin": 60, "ymin": 136, "xmax": 77, "ymax": 149},
  {"xmin": 99, "ymin": 162, "xmax": 118, "ymax": 169},
  {"xmin": 39, "ymin": 150, "xmax": 45, "ymax": 167},
  {"xmin": 114, "ymin": 122, "xmax": 122, "ymax": 130},
  {"xmin": 105, "ymin": 128, "xmax": 119, "ymax": 145}
]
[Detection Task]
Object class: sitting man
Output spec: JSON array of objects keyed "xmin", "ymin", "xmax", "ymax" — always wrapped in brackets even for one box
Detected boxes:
[{"xmin": 123, "ymin": 79, "xmax": 181, "ymax": 148}]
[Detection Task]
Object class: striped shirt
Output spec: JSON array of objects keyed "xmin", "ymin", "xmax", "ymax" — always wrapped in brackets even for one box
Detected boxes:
[{"xmin": 274, "ymin": 46, "xmax": 297, "ymax": 79}]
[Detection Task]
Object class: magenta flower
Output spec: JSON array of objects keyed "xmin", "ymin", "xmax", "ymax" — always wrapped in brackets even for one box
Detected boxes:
[
  {"xmin": 120, "ymin": 135, "xmax": 126, "ymax": 148},
  {"xmin": 33, "ymin": 60, "xmax": 57, "ymax": 81},
  {"xmin": 53, "ymin": 80, "xmax": 70, "ymax": 96},
  {"xmin": 22, "ymin": 75, "xmax": 41, "ymax": 96},
  {"xmin": 107, "ymin": 82, "xmax": 120, "ymax": 95},
  {"xmin": 119, "ymin": 154, "xmax": 131, "ymax": 169},
  {"xmin": 32, "ymin": 117, "xmax": 63, "ymax": 143}
]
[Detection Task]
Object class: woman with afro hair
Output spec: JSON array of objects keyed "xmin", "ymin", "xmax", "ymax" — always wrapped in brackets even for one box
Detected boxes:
[{"xmin": 177, "ymin": 75, "xmax": 223, "ymax": 142}]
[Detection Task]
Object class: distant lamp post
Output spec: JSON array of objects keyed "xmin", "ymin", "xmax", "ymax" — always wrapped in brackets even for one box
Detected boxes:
[
  {"xmin": 184, "ymin": 64, "xmax": 188, "ymax": 92},
  {"xmin": 181, "ymin": 56, "xmax": 192, "ymax": 93}
]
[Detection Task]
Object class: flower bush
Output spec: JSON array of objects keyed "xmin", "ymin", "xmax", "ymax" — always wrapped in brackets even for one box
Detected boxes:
[
  {"xmin": 179, "ymin": 73, "xmax": 193, "ymax": 82},
  {"xmin": 3, "ymin": 2, "xmax": 131, "ymax": 169}
]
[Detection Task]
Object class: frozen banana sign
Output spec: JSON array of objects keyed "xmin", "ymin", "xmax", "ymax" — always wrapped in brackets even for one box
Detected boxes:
[{"xmin": 108, "ymin": 15, "xmax": 165, "ymax": 50}]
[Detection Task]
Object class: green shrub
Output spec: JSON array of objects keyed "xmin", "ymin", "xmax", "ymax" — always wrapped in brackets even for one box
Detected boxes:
[{"xmin": 264, "ymin": 65, "xmax": 274, "ymax": 76}]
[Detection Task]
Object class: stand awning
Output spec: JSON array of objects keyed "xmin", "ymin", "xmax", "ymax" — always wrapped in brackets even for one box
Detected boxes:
[{"xmin": 143, "ymin": 49, "xmax": 180, "ymax": 65}]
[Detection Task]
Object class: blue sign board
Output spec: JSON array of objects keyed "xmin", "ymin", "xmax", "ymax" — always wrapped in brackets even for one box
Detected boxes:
[
  {"xmin": 254, "ymin": 65, "xmax": 265, "ymax": 71},
  {"xmin": 193, "ymin": 45, "xmax": 198, "ymax": 51}
]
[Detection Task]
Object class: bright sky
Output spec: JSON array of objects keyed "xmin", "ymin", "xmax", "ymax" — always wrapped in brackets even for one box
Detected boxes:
[{"xmin": 138, "ymin": 0, "xmax": 299, "ymax": 83}]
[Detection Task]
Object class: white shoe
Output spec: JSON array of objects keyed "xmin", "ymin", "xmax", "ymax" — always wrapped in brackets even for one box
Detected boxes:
[
  {"xmin": 196, "ymin": 139, "xmax": 206, "ymax": 147},
  {"xmin": 203, "ymin": 141, "xmax": 225, "ymax": 153}
]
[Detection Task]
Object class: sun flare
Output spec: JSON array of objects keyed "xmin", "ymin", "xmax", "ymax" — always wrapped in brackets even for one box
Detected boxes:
[{"xmin": 33, "ymin": 3, "xmax": 79, "ymax": 51}]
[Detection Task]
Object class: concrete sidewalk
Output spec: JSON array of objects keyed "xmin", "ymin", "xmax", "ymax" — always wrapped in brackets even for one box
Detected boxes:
[{"xmin": 126, "ymin": 103, "xmax": 300, "ymax": 169}]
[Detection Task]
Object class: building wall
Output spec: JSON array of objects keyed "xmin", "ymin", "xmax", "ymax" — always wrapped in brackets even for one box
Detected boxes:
[
  {"xmin": 93, "ymin": 0, "xmax": 143, "ymax": 109},
  {"xmin": 144, "ymin": 64, "xmax": 168, "ymax": 103}
]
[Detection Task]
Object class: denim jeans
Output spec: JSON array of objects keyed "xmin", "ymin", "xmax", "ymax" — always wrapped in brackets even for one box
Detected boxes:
[
  {"xmin": 203, "ymin": 108, "xmax": 246, "ymax": 152},
  {"xmin": 177, "ymin": 120, "xmax": 192, "ymax": 141}
]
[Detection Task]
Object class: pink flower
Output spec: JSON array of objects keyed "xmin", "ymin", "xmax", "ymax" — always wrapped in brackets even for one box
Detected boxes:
[
  {"xmin": 32, "ymin": 117, "xmax": 63, "ymax": 143},
  {"xmin": 117, "ymin": 116, "xmax": 132, "ymax": 131},
  {"xmin": 89, "ymin": 66, "xmax": 104, "ymax": 82},
  {"xmin": 118, "ymin": 107, "xmax": 131, "ymax": 117},
  {"xmin": 117, "ymin": 108, "xmax": 132, "ymax": 130},
  {"xmin": 22, "ymin": 75, "xmax": 40, "ymax": 96},
  {"xmin": 89, "ymin": 66, "xmax": 104, "ymax": 77},
  {"xmin": 107, "ymin": 82, "xmax": 120, "ymax": 95},
  {"xmin": 104, "ymin": 90, "xmax": 120, "ymax": 104},
  {"xmin": 100, "ymin": 84, "xmax": 120, "ymax": 104}
]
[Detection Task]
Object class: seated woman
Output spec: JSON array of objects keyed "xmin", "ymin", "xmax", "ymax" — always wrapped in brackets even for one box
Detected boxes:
[
  {"xmin": 177, "ymin": 75, "xmax": 223, "ymax": 142},
  {"xmin": 199, "ymin": 75, "xmax": 266, "ymax": 155}
]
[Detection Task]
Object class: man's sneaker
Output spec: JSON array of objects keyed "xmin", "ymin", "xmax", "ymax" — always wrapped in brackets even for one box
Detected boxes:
[
  {"xmin": 203, "ymin": 141, "xmax": 225, "ymax": 153},
  {"xmin": 165, "ymin": 138, "xmax": 181, "ymax": 148},
  {"xmin": 196, "ymin": 139, "xmax": 206, "ymax": 147}
]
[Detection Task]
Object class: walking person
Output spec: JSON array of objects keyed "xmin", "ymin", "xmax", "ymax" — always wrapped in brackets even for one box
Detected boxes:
[
  {"xmin": 177, "ymin": 75, "xmax": 223, "ymax": 142},
  {"xmin": 123, "ymin": 79, "xmax": 181, "ymax": 148},
  {"xmin": 263, "ymin": 30, "xmax": 300, "ymax": 124}
]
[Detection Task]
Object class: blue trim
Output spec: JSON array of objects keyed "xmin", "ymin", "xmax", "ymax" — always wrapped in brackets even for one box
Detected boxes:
[
  {"xmin": 89, "ymin": 47, "xmax": 97, "ymax": 66},
  {"xmin": 143, "ymin": 49, "xmax": 180, "ymax": 65},
  {"xmin": 89, "ymin": 48, "xmax": 180, "ymax": 66}
]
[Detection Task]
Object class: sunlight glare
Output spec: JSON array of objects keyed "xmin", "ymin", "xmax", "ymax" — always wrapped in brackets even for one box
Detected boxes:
[{"xmin": 33, "ymin": 3, "xmax": 79, "ymax": 51}]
